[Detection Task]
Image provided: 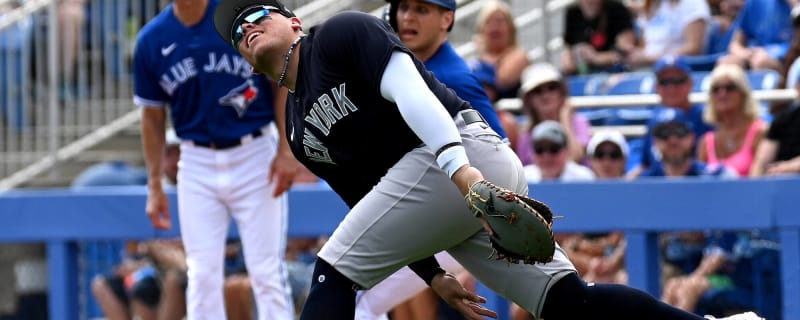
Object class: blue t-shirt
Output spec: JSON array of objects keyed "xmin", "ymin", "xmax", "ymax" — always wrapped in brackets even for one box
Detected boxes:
[
  {"xmin": 734, "ymin": 0, "xmax": 793, "ymax": 59},
  {"xmin": 132, "ymin": 0, "xmax": 275, "ymax": 144},
  {"xmin": 640, "ymin": 160, "xmax": 731, "ymax": 177},
  {"xmin": 640, "ymin": 104, "xmax": 714, "ymax": 167},
  {"xmin": 424, "ymin": 42, "xmax": 507, "ymax": 139}
]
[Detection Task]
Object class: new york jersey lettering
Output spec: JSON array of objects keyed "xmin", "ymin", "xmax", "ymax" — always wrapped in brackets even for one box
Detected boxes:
[
  {"xmin": 302, "ymin": 128, "xmax": 335, "ymax": 164},
  {"xmin": 304, "ymin": 83, "xmax": 358, "ymax": 136}
]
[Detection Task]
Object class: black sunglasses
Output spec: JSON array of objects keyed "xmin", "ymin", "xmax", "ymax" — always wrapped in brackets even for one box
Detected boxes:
[
  {"xmin": 711, "ymin": 83, "xmax": 738, "ymax": 94},
  {"xmin": 657, "ymin": 76, "xmax": 689, "ymax": 86},
  {"xmin": 231, "ymin": 6, "xmax": 280, "ymax": 48},
  {"xmin": 654, "ymin": 126, "xmax": 691, "ymax": 140},
  {"xmin": 531, "ymin": 82, "xmax": 562, "ymax": 95},
  {"xmin": 593, "ymin": 149, "xmax": 623, "ymax": 160},
  {"xmin": 534, "ymin": 144, "xmax": 563, "ymax": 155}
]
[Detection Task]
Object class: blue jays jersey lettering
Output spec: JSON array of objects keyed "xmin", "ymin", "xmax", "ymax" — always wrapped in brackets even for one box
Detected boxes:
[
  {"xmin": 287, "ymin": 12, "xmax": 470, "ymax": 206},
  {"xmin": 133, "ymin": 0, "xmax": 275, "ymax": 143}
]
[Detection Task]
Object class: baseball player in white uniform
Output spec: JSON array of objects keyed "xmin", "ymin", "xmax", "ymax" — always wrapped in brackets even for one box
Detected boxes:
[{"xmin": 136, "ymin": 0, "xmax": 302, "ymax": 319}]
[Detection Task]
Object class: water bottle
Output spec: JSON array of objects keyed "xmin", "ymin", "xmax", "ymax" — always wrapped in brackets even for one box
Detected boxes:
[{"xmin": 574, "ymin": 45, "xmax": 590, "ymax": 75}]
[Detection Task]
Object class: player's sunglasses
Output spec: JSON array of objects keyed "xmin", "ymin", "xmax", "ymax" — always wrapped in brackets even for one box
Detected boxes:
[
  {"xmin": 711, "ymin": 82, "xmax": 738, "ymax": 94},
  {"xmin": 231, "ymin": 6, "xmax": 280, "ymax": 48},
  {"xmin": 653, "ymin": 125, "xmax": 691, "ymax": 140},
  {"xmin": 593, "ymin": 149, "xmax": 623, "ymax": 160},
  {"xmin": 657, "ymin": 76, "xmax": 689, "ymax": 87},
  {"xmin": 534, "ymin": 144, "xmax": 563, "ymax": 155}
]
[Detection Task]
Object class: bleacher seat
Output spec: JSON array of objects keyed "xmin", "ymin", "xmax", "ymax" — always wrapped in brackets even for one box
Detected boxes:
[
  {"xmin": 747, "ymin": 69, "xmax": 781, "ymax": 90},
  {"xmin": 567, "ymin": 74, "xmax": 607, "ymax": 96},
  {"xmin": 690, "ymin": 71, "xmax": 711, "ymax": 93},
  {"xmin": 607, "ymin": 108, "xmax": 655, "ymax": 126},
  {"xmin": 578, "ymin": 108, "xmax": 615, "ymax": 126},
  {"xmin": 604, "ymin": 72, "xmax": 656, "ymax": 95}
]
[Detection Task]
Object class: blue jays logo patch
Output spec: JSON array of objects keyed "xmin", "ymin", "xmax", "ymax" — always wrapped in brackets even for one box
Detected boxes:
[{"xmin": 219, "ymin": 79, "xmax": 259, "ymax": 117}]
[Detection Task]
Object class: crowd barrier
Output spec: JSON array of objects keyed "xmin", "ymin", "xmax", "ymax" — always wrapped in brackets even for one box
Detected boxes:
[{"xmin": 1, "ymin": 177, "xmax": 799, "ymax": 320}]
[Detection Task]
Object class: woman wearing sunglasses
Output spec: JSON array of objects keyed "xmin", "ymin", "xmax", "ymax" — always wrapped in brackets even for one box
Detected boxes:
[
  {"xmin": 516, "ymin": 63, "xmax": 592, "ymax": 166},
  {"xmin": 696, "ymin": 64, "xmax": 767, "ymax": 177}
]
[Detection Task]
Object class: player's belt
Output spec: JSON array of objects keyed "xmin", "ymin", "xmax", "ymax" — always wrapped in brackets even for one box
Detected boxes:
[
  {"xmin": 192, "ymin": 128, "xmax": 264, "ymax": 150},
  {"xmin": 460, "ymin": 109, "xmax": 487, "ymax": 125}
]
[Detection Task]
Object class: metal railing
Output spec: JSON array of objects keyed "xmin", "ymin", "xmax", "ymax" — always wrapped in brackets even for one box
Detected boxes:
[
  {"xmin": 496, "ymin": 88, "xmax": 799, "ymax": 137},
  {"xmin": 0, "ymin": 0, "xmax": 177, "ymax": 189}
]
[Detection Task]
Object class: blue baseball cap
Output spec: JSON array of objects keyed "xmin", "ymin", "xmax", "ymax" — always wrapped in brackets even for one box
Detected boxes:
[
  {"xmin": 385, "ymin": 0, "xmax": 456, "ymax": 11},
  {"xmin": 653, "ymin": 55, "xmax": 692, "ymax": 76}
]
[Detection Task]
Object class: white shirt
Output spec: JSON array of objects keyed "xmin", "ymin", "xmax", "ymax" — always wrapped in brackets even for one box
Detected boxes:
[
  {"xmin": 637, "ymin": 0, "xmax": 711, "ymax": 57},
  {"xmin": 523, "ymin": 161, "xmax": 597, "ymax": 183}
]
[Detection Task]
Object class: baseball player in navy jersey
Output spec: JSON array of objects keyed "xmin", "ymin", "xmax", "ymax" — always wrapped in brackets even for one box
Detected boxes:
[
  {"xmin": 135, "ymin": 1, "xmax": 301, "ymax": 319},
  {"xmin": 214, "ymin": 1, "xmax": 765, "ymax": 320},
  {"xmin": 355, "ymin": 0, "xmax": 507, "ymax": 318}
]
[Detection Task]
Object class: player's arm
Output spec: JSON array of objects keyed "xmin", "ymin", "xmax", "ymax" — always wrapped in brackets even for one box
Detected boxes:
[
  {"xmin": 267, "ymin": 80, "xmax": 303, "ymax": 196},
  {"xmin": 380, "ymin": 51, "xmax": 496, "ymax": 319},
  {"xmin": 379, "ymin": 51, "xmax": 484, "ymax": 194},
  {"xmin": 141, "ymin": 107, "xmax": 167, "ymax": 190},
  {"xmin": 141, "ymin": 106, "xmax": 171, "ymax": 229}
]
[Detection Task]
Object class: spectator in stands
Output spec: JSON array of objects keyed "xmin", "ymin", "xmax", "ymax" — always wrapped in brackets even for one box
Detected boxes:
[
  {"xmin": 561, "ymin": 0, "xmax": 637, "ymax": 75},
  {"xmin": 516, "ymin": 63, "xmax": 592, "ymax": 165},
  {"xmin": 628, "ymin": 55, "xmax": 715, "ymax": 178},
  {"xmin": 625, "ymin": 0, "xmax": 711, "ymax": 69},
  {"xmin": 706, "ymin": 0, "xmax": 744, "ymax": 56},
  {"xmin": 588, "ymin": 129, "xmax": 631, "ymax": 178},
  {"xmin": 523, "ymin": 120, "xmax": 596, "ymax": 182},
  {"xmin": 473, "ymin": 60, "xmax": 521, "ymax": 151},
  {"xmin": 470, "ymin": 0, "xmax": 530, "ymax": 99},
  {"xmin": 579, "ymin": 130, "xmax": 630, "ymax": 285},
  {"xmin": 717, "ymin": 0, "xmax": 794, "ymax": 71},
  {"xmin": 697, "ymin": 64, "xmax": 767, "ymax": 177},
  {"xmin": 58, "ymin": 0, "xmax": 87, "ymax": 101},
  {"xmin": 751, "ymin": 93, "xmax": 800, "ymax": 176},
  {"xmin": 639, "ymin": 117, "xmax": 737, "ymax": 177},
  {"xmin": 660, "ymin": 231, "xmax": 765, "ymax": 317}
]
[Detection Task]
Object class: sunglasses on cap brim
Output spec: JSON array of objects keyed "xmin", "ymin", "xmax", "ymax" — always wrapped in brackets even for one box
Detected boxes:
[{"xmin": 231, "ymin": 5, "xmax": 281, "ymax": 48}]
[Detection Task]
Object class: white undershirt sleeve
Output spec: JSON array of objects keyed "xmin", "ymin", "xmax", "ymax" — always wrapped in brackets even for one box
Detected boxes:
[{"xmin": 379, "ymin": 51, "xmax": 470, "ymax": 178}]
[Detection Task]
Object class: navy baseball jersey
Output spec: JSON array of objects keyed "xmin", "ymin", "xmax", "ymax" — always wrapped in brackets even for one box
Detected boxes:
[
  {"xmin": 287, "ymin": 11, "xmax": 471, "ymax": 206},
  {"xmin": 133, "ymin": 0, "xmax": 275, "ymax": 143}
]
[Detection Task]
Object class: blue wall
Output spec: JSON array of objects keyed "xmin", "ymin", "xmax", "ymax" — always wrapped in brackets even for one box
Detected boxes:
[{"xmin": 1, "ymin": 178, "xmax": 798, "ymax": 320}]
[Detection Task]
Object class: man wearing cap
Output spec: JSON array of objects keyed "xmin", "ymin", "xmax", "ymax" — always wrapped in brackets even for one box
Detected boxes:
[
  {"xmin": 640, "ymin": 118, "xmax": 736, "ymax": 177},
  {"xmin": 135, "ymin": 0, "xmax": 302, "ymax": 319},
  {"xmin": 522, "ymin": 120, "xmax": 595, "ymax": 182},
  {"xmin": 517, "ymin": 62, "xmax": 592, "ymax": 165},
  {"xmin": 384, "ymin": 0, "xmax": 506, "ymax": 140},
  {"xmin": 630, "ymin": 55, "xmax": 714, "ymax": 178},
  {"xmin": 587, "ymin": 129, "xmax": 630, "ymax": 179}
]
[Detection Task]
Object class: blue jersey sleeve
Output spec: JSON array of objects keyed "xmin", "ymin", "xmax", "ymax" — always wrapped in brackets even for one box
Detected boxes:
[{"xmin": 132, "ymin": 31, "xmax": 169, "ymax": 107}]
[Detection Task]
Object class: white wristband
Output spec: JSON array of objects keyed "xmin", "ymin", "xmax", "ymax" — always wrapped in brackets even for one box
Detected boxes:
[{"xmin": 436, "ymin": 145, "xmax": 470, "ymax": 178}]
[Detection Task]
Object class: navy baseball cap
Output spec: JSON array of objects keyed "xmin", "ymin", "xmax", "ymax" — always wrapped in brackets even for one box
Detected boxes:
[
  {"xmin": 213, "ymin": 0, "xmax": 296, "ymax": 47},
  {"xmin": 653, "ymin": 55, "xmax": 692, "ymax": 77},
  {"xmin": 652, "ymin": 111, "xmax": 694, "ymax": 139},
  {"xmin": 385, "ymin": 0, "xmax": 456, "ymax": 11}
]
